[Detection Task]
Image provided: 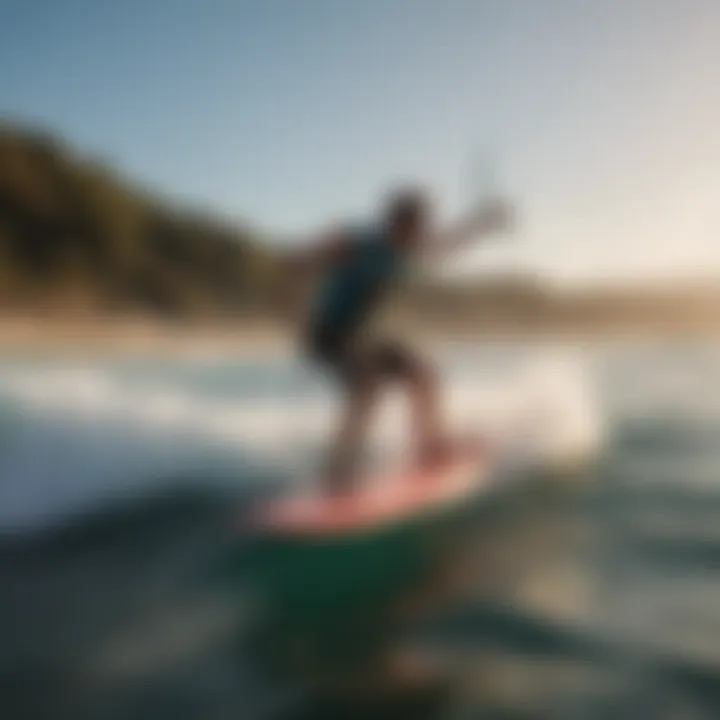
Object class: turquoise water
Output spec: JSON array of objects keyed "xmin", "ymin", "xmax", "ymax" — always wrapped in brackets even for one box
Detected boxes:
[{"xmin": 1, "ymin": 340, "xmax": 720, "ymax": 719}]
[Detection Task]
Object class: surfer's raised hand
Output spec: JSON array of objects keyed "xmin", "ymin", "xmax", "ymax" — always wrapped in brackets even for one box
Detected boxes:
[{"xmin": 425, "ymin": 196, "xmax": 515, "ymax": 260}]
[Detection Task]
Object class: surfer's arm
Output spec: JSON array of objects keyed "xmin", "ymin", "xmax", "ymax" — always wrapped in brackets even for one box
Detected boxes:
[
  {"xmin": 286, "ymin": 227, "xmax": 352, "ymax": 274},
  {"xmin": 424, "ymin": 198, "xmax": 513, "ymax": 261}
]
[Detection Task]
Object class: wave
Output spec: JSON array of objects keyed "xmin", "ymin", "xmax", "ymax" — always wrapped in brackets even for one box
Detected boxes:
[{"xmin": 0, "ymin": 349, "xmax": 603, "ymax": 532}]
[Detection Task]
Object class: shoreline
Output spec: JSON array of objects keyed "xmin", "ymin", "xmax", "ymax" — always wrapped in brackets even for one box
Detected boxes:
[
  {"xmin": 0, "ymin": 317, "xmax": 293, "ymax": 358},
  {"xmin": 0, "ymin": 315, "xmax": 716, "ymax": 358}
]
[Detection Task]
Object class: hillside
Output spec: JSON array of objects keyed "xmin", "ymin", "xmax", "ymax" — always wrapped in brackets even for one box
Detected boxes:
[{"xmin": 0, "ymin": 123, "xmax": 280, "ymax": 318}]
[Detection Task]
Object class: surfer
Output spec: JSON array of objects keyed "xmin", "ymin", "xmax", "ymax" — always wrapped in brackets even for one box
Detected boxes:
[{"xmin": 292, "ymin": 186, "xmax": 512, "ymax": 493}]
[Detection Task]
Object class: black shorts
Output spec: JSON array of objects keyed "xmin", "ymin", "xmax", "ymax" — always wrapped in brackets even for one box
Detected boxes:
[{"xmin": 306, "ymin": 326, "xmax": 418, "ymax": 389}]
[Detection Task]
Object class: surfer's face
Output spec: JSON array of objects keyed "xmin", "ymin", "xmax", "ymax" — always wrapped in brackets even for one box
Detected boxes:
[
  {"xmin": 391, "ymin": 210, "xmax": 427, "ymax": 249},
  {"xmin": 386, "ymin": 192, "xmax": 432, "ymax": 250}
]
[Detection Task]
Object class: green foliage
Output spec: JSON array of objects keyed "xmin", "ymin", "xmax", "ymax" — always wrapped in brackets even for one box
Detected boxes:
[{"xmin": 0, "ymin": 122, "xmax": 280, "ymax": 317}]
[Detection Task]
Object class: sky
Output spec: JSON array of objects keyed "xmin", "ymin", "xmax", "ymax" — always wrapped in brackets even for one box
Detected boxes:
[{"xmin": 1, "ymin": 0, "xmax": 719, "ymax": 286}]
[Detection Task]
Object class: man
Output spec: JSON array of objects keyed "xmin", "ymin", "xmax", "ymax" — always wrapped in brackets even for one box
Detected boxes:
[{"xmin": 294, "ymin": 185, "xmax": 512, "ymax": 494}]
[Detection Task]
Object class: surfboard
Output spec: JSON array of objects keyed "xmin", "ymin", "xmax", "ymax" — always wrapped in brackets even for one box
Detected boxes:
[
  {"xmin": 250, "ymin": 440, "xmax": 494, "ymax": 540},
  {"xmin": 222, "ymin": 438, "xmax": 524, "ymax": 635}
]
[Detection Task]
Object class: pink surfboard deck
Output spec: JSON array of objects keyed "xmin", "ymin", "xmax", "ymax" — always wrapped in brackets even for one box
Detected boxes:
[{"xmin": 250, "ymin": 443, "xmax": 492, "ymax": 539}]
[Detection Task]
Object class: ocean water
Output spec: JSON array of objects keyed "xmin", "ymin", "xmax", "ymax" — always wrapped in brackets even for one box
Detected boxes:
[{"xmin": 1, "ymin": 339, "xmax": 720, "ymax": 719}]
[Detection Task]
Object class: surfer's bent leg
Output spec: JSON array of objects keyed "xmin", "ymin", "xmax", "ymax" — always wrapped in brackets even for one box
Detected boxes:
[
  {"xmin": 325, "ymin": 366, "xmax": 382, "ymax": 492},
  {"xmin": 306, "ymin": 328, "xmax": 382, "ymax": 493},
  {"xmin": 372, "ymin": 341, "xmax": 448, "ymax": 468}
]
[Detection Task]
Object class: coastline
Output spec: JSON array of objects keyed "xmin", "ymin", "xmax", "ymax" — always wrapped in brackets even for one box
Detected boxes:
[
  {"xmin": 0, "ymin": 314, "xmax": 715, "ymax": 359},
  {"xmin": 0, "ymin": 316, "xmax": 293, "ymax": 358}
]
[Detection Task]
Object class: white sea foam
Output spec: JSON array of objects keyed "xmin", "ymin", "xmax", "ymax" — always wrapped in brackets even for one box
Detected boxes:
[{"xmin": 0, "ymin": 348, "xmax": 603, "ymax": 531}]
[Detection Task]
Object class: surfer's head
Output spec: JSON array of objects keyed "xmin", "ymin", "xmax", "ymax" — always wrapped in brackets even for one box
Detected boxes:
[{"xmin": 383, "ymin": 185, "xmax": 432, "ymax": 249}]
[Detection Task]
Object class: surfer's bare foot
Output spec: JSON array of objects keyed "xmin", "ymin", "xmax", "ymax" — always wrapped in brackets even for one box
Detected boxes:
[
  {"xmin": 322, "ymin": 451, "xmax": 359, "ymax": 497},
  {"xmin": 322, "ymin": 476, "xmax": 354, "ymax": 500},
  {"xmin": 414, "ymin": 436, "xmax": 457, "ymax": 471},
  {"xmin": 323, "ymin": 468, "xmax": 358, "ymax": 499},
  {"xmin": 414, "ymin": 434, "xmax": 484, "ymax": 471}
]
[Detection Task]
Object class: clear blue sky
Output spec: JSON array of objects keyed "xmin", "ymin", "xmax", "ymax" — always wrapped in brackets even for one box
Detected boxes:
[{"xmin": 2, "ymin": 0, "xmax": 719, "ymax": 285}]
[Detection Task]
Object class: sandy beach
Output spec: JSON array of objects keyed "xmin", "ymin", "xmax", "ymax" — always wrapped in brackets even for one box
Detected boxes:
[
  {"xmin": 0, "ymin": 312, "xmax": 713, "ymax": 361},
  {"xmin": 0, "ymin": 315, "xmax": 295, "ymax": 358}
]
